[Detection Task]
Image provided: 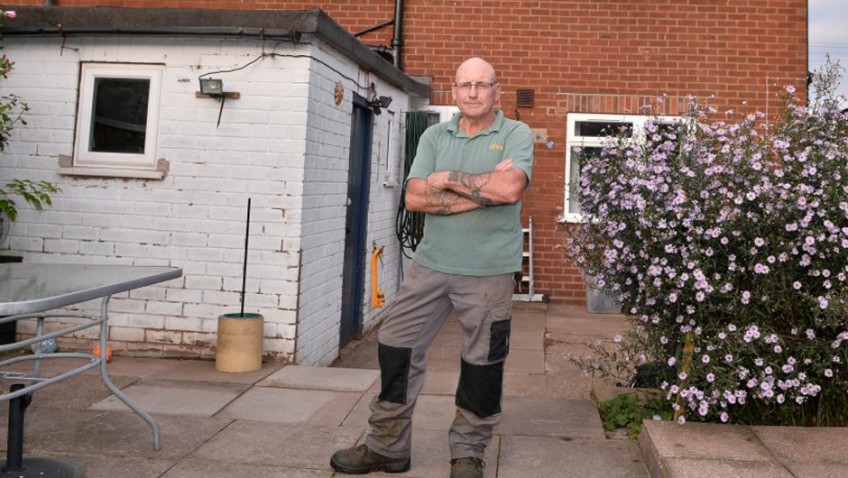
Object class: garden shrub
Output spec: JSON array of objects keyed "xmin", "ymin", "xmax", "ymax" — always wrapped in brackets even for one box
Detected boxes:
[{"xmin": 567, "ymin": 61, "xmax": 848, "ymax": 426}]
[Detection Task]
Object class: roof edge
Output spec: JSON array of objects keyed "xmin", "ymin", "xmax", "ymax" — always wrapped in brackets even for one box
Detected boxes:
[{"xmin": 0, "ymin": 6, "xmax": 429, "ymax": 97}]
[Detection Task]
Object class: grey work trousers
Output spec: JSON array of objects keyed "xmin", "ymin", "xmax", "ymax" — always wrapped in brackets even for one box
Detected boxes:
[{"xmin": 365, "ymin": 261, "xmax": 514, "ymax": 461}]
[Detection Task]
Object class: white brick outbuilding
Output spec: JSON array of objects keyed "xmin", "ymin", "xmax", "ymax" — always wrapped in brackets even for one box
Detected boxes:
[{"xmin": 0, "ymin": 7, "xmax": 429, "ymax": 366}]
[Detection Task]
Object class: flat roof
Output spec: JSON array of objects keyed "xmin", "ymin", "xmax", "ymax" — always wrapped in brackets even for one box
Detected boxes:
[{"xmin": 0, "ymin": 6, "xmax": 429, "ymax": 97}]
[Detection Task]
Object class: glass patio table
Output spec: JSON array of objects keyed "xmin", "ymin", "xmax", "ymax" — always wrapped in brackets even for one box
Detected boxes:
[{"xmin": 0, "ymin": 263, "xmax": 182, "ymax": 477}]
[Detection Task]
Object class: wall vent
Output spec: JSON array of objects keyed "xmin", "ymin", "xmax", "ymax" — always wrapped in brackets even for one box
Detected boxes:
[{"xmin": 516, "ymin": 88, "xmax": 535, "ymax": 108}]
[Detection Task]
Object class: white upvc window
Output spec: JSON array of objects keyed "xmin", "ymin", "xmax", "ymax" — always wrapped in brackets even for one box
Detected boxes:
[
  {"xmin": 563, "ymin": 113, "xmax": 678, "ymax": 223},
  {"xmin": 71, "ymin": 63, "xmax": 163, "ymax": 176}
]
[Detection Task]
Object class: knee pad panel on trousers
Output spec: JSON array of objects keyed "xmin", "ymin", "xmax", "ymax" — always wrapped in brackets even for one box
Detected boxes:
[
  {"xmin": 378, "ymin": 342, "xmax": 412, "ymax": 404},
  {"xmin": 455, "ymin": 358, "xmax": 503, "ymax": 418}
]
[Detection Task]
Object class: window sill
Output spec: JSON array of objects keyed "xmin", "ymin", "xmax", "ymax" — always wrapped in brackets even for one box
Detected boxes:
[
  {"xmin": 557, "ymin": 213, "xmax": 584, "ymax": 224},
  {"xmin": 58, "ymin": 156, "xmax": 168, "ymax": 180},
  {"xmin": 59, "ymin": 166, "xmax": 166, "ymax": 180}
]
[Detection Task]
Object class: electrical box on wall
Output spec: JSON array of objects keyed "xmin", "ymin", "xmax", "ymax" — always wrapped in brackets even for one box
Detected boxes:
[{"xmin": 531, "ymin": 128, "xmax": 548, "ymax": 143}]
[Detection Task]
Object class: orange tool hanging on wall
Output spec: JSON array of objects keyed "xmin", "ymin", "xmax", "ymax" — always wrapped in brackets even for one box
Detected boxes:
[{"xmin": 371, "ymin": 245, "xmax": 386, "ymax": 308}]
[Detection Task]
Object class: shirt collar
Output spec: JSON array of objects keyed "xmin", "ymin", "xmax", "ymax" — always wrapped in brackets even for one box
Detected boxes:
[{"xmin": 447, "ymin": 109, "xmax": 505, "ymax": 137}]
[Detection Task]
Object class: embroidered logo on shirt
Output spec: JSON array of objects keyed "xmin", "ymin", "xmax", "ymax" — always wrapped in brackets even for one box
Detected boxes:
[{"xmin": 489, "ymin": 144, "xmax": 504, "ymax": 151}]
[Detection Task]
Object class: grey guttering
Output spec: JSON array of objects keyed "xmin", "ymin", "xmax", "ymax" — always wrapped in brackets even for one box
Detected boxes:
[{"xmin": 0, "ymin": 6, "xmax": 429, "ymax": 97}]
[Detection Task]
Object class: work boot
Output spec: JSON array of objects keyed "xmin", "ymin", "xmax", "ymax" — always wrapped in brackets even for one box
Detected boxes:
[
  {"xmin": 450, "ymin": 457, "xmax": 484, "ymax": 478},
  {"xmin": 330, "ymin": 444, "xmax": 411, "ymax": 474}
]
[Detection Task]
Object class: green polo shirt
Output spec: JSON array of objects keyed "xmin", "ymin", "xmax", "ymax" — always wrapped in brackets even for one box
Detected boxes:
[{"xmin": 406, "ymin": 110, "xmax": 533, "ymax": 276}]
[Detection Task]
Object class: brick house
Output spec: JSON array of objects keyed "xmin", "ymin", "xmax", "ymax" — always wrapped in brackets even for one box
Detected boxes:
[
  {"xmin": 0, "ymin": 7, "xmax": 428, "ymax": 365},
  {"xmin": 0, "ymin": 2, "xmax": 808, "ymax": 362}
]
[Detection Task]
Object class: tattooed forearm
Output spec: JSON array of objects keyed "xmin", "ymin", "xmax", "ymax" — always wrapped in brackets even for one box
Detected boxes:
[
  {"xmin": 447, "ymin": 170, "xmax": 496, "ymax": 206},
  {"xmin": 423, "ymin": 185, "xmax": 479, "ymax": 215}
]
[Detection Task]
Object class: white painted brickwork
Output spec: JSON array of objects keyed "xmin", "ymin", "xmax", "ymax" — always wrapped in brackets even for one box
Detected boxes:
[{"xmin": 0, "ymin": 34, "xmax": 413, "ymax": 365}]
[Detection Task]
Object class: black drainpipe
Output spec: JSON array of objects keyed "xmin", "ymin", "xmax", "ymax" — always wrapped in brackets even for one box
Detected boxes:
[
  {"xmin": 391, "ymin": 0, "xmax": 404, "ymax": 70},
  {"xmin": 43, "ymin": 0, "xmax": 56, "ymax": 5}
]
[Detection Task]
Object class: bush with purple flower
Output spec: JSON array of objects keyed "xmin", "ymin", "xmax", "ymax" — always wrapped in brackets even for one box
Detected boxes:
[{"xmin": 568, "ymin": 60, "xmax": 848, "ymax": 426}]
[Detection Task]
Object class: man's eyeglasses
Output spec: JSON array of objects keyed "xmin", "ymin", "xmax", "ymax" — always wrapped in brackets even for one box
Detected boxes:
[{"xmin": 454, "ymin": 82, "xmax": 498, "ymax": 92}]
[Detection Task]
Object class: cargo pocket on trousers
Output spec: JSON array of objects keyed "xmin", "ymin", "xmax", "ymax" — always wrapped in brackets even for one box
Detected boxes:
[{"xmin": 488, "ymin": 318, "xmax": 511, "ymax": 363}]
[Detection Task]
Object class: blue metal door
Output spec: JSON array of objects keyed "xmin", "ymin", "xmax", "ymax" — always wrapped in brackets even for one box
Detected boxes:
[{"xmin": 340, "ymin": 94, "xmax": 374, "ymax": 347}]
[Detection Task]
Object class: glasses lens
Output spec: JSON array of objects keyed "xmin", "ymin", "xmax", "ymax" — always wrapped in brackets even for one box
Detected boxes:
[{"xmin": 456, "ymin": 82, "xmax": 494, "ymax": 91}]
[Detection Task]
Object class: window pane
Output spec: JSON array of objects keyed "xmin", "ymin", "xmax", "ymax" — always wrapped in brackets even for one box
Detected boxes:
[
  {"xmin": 90, "ymin": 78, "xmax": 150, "ymax": 154},
  {"xmin": 575, "ymin": 121, "xmax": 632, "ymax": 137},
  {"xmin": 568, "ymin": 146, "xmax": 602, "ymax": 214}
]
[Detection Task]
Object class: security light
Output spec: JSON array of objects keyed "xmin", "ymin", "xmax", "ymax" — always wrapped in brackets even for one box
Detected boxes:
[
  {"xmin": 369, "ymin": 95, "xmax": 393, "ymax": 115},
  {"xmin": 200, "ymin": 78, "xmax": 223, "ymax": 96}
]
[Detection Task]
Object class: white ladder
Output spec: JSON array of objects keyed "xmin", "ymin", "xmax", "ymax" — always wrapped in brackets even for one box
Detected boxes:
[{"xmin": 513, "ymin": 216, "xmax": 546, "ymax": 302}]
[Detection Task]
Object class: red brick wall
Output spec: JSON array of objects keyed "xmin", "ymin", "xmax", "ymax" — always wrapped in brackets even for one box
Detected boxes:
[{"xmin": 3, "ymin": 0, "xmax": 808, "ymax": 303}]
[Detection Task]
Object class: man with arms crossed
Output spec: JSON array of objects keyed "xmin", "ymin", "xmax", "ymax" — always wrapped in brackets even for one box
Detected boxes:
[{"xmin": 331, "ymin": 57, "xmax": 533, "ymax": 478}]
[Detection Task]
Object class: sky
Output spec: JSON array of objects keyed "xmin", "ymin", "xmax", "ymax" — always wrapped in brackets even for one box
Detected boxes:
[{"xmin": 809, "ymin": 0, "xmax": 848, "ymax": 103}]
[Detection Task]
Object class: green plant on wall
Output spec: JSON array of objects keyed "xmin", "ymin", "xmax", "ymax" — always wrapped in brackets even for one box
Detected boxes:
[
  {"xmin": 0, "ymin": 9, "xmax": 59, "ymax": 226},
  {"xmin": 599, "ymin": 393, "xmax": 673, "ymax": 439}
]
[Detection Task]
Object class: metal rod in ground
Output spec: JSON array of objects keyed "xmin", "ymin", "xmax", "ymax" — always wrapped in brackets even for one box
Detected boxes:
[{"xmin": 241, "ymin": 197, "xmax": 251, "ymax": 317}]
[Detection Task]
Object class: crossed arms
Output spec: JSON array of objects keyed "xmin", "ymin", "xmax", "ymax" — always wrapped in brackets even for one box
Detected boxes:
[{"xmin": 404, "ymin": 158, "xmax": 527, "ymax": 215}]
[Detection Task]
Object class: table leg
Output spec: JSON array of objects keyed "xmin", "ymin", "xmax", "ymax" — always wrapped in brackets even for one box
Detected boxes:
[{"xmin": 98, "ymin": 297, "xmax": 161, "ymax": 451}]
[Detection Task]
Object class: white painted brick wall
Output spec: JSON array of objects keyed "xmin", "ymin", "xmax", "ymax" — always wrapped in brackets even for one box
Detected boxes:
[{"xmin": 1, "ymin": 33, "xmax": 415, "ymax": 365}]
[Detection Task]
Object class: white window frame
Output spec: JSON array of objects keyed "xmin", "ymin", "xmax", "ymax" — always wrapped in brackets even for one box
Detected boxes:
[
  {"xmin": 563, "ymin": 113, "xmax": 678, "ymax": 223},
  {"xmin": 72, "ymin": 63, "xmax": 163, "ymax": 174}
]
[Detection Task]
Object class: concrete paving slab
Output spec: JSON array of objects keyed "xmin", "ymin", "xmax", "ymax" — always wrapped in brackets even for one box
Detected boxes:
[
  {"xmin": 659, "ymin": 458, "xmax": 794, "ymax": 478},
  {"xmin": 783, "ymin": 462, "xmax": 848, "ymax": 478},
  {"xmin": 751, "ymin": 426, "xmax": 848, "ymax": 465},
  {"xmin": 512, "ymin": 302, "xmax": 548, "ymax": 315},
  {"xmin": 504, "ymin": 348, "xmax": 545, "ymax": 374},
  {"xmin": 495, "ymin": 397, "xmax": 605, "ymax": 439},
  {"xmin": 426, "ymin": 355, "xmax": 461, "ymax": 371},
  {"xmin": 360, "ymin": 429, "xmax": 499, "ymax": 478},
  {"xmin": 339, "ymin": 391, "xmax": 377, "ymax": 429},
  {"xmin": 497, "ymin": 435, "xmax": 649, "ymax": 478},
  {"xmin": 16, "ymin": 374, "xmax": 137, "ymax": 411},
  {"xmin": 543, "ymin": 341, "xmax": 601, "ymax": 399},
  {"xmin": 217, "ymin": 387, "xmax": 362, "ymax": 426},
  {"xmin": 46, "ymin": 451, "xmax": 176, "ymax": 478},
  {"xmin": 430, "ymin": 330, "xmax": 462, "ymax": 349},
  {"xmin": 420, "ymin": 370, "xmax": 459, "ymax": 396},
  {"xmin": 510, "ymin": 329, "xmax": 543, "ymax": 351},
  {"xmin": 640, "ymin": 421, "xmax": 776, "ymax": 463},
  {"xmin": 26, "ymin": 411, "xmax": 232, "ymax": 459},
  {"xmin": 153, "ymin": 358, "xmax": 283, "ymax": 384},
  {"xmin": 411, "ymin": 395, "xmax": 456, "ymax": 431},
  {"xmin": 424, "ymin": 346, "xmax": 461, "ymax": 371},
  {"xmin": 162, "ymin": 457, "xmax": 333, "ymax": 477},
  {"xmin": 511, "ymin": 314, "xmax": 546, "ymax": 332},
  {"xmin": 547, "ymin": 303, "xmax": 622, "ymax": 320},
  {"xmin": 94, "ymin": 356, "xmax": 179, "ymax": 378},
  {"xmin": 0, "ymin": 408, "xmax": 101, "ymax": 453},
  {"xmin": 546, "ymin": 314, "xmax": 630, "ymax": 340},
  {"xmin": 502, "ymin": 372, "xmax": 547, "ymax": 397},
  {"xmin": 90, "ymin": 379, "xmax": 247, "ymax": 417},
  {"xmin": 191, "ymin": 420, "xmax": 363, "ymax": 469},
  {"xmin": 258, "ymin": 365, "xmax": 379, "ymax": 392},
  {"xmin": 333, "ymin": 337, "xmax": 380, "ymax": 370}
]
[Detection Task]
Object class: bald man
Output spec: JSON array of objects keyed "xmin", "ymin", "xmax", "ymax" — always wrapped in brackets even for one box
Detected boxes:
[{"xmin": 331, "ymin": 57, "xmax": 534, "ymax": 478}]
